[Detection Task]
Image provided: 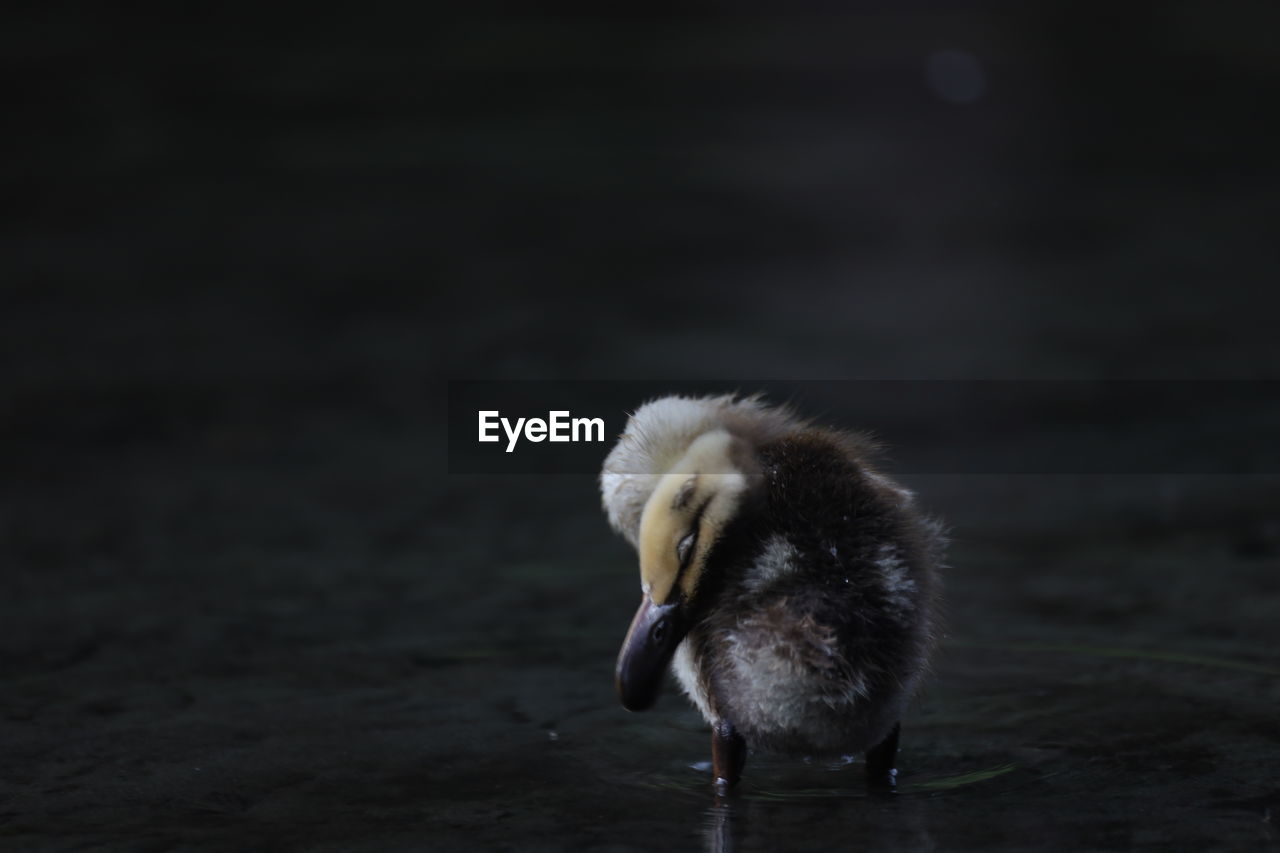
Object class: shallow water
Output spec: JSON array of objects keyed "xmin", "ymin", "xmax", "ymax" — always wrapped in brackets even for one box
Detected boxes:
[{"xmin": 6, "ymin": 475, "xmax": 1278, "ymax": 851}]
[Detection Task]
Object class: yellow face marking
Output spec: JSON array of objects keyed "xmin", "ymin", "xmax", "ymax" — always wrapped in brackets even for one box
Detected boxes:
[{"xmin": 636, "ymin": 431, "xmax": 750, "ymax": 605}]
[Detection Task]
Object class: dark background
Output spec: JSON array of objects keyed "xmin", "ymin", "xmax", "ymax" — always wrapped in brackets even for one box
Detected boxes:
[{"xmin": 3, "ymin": 3, "xmax": 1279, "ymax": 851}]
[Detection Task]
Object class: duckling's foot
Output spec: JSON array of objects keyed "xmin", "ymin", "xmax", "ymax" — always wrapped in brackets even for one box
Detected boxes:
[
  {"xmin": 865, "ymin": 722, "xmax": 900, "ymax": 791},
  {"xmin": 711, "ymin": 720, "xmax": 746, "ymax": 796}
]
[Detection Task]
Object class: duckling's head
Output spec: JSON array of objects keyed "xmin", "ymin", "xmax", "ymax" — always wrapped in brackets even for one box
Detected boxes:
[
  {"xmin": 635, "ymin": 430, "xmax": 753, "ymax": 607},
  {"xmin": 602, "ymin": 395, "xmax": 801, "ymax": 711},
  {"xmin": 615, "ymin": 429, "xmax": 760, "ymax": 711}
]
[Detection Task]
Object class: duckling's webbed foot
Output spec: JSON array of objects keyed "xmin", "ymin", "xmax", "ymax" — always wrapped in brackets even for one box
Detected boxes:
[
  {"xmin": 865, "ymin": 722, "xmax": 900, "ymax": 791},
  {"xmin": 711, "ymin": 720, "xmax": 747, "ymax": 796}
]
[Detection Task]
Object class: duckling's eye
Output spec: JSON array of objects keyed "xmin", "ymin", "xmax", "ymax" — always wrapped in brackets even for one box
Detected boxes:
[{"xmin": 676, "ymin": 531, "xmax": 696, "ymax": 567}]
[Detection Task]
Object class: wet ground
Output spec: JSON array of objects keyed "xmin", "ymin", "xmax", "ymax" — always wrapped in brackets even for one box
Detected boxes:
[
  {"xmin": 4, "ymin": 461, "xmax": 1279, "ymax": 851},
  {"xmin": 4, "ymin": 3, "xmax": 1280, "ymax": 851}
]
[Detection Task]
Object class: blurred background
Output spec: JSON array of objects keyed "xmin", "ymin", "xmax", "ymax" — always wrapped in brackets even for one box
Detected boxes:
[{"xmin": 3, "ymin": 3, "xmax": 1278, "ymax": 850}]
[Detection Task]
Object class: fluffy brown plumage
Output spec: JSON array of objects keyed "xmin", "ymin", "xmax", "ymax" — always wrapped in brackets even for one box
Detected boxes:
[{"xmin": 601, "ymin": 395, "xmax": 945, "ymax": 793}]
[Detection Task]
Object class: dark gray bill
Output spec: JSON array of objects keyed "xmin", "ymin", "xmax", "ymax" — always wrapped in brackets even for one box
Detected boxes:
[{"xmin": 615, "ymin": 596, "xmax": 688, "ymax": 711}]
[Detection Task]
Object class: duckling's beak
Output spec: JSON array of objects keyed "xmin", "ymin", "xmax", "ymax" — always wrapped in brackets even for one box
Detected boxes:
[{"xmin": 615, "ymin": 595, "xmax": 688, "ymax": 712}]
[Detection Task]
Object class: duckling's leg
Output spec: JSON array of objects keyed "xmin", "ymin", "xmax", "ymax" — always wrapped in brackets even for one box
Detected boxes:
[
  {"xmin": 711, "ymin": 720, "xmax": 746, "ymax": 796},
  {"xmin": 864, "ymin": 722, "xmax": 900, "ymax": 790}
]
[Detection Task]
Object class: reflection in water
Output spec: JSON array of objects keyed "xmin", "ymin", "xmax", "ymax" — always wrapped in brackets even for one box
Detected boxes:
[
  {"xmin": 700, "ymin": 789, "xmax": 935, "ymax": 853},
  {"xmin": 703, "ymin": 801, "xmax": 733, "ymax": 853}
]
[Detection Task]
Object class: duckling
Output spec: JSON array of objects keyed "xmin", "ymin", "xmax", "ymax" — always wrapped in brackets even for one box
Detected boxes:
[{"xmin": 600, "ymin": 394, "xmax": 944, "ymax": 795}]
